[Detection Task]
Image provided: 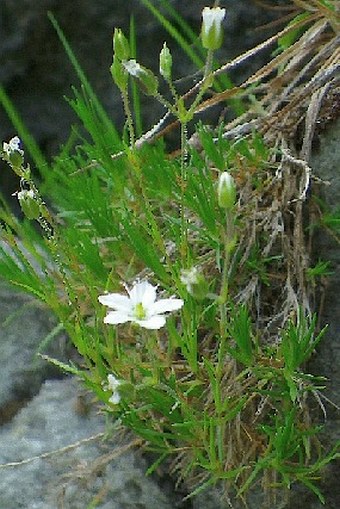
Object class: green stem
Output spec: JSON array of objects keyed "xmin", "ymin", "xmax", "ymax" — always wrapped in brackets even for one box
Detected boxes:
[
  {"xmin": 180, "ymin": 122, "xmax": 188, "ymax": 263},
  {"xmin": 155, "ymin": 92, "xmax": 176, "ymax": 114},
  {"xmin": 204, "ymin": 49, "xmax": 214, "ymax": 79},
  {"xmin": 185, "ymin": 49, "xmax": 215, "ymax": 121},
  {"xmin": 219, "ymin": 210, "xmax": 234, "ymax": 336},
  {"xmin": 169, "ymin": 81, "xmax": 179, "ymax": 104},
  {"xmin": 121, "ymin": 90, "xmax": 135, "ymax": 148}
]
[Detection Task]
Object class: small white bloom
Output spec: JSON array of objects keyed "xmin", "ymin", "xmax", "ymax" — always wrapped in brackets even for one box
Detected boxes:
[
  {"xmin": 2, "ymin": 136, "xmax": 25, "ymax": 175},
  {"xmin": 201, "ymin": 7, "xmax": 226, "ymax": 50},
  {"xmin": 123, "ymin": 59, "xmax": 143, "ymax": 77},
  {"xmin": 180, "ymin": 267, "xmax": 200, "ymax": 293},
  {"xmin": 202, "ymin": 7, "xmax": 226, "ymax": 34},
  {"xmin": 18, "ymin": 189, "xmax": 35, "ymax": 200},
  {"xmin": 180, "ymin": 267, "xmax": 208, "ymax": 300},
  {"xmin": 106, "ymin": 374, "xmax": 122, "ymax": 405},
  {"xmin": 122, "ymin": 59, "xmax": 158, "ymax": 95},
  {"xmin": 3, "ymin": 136, "xmax": 23, "ymax": 157},
  {"xmin": 17, "ymin": 189, "xmax": 40, "ymax": 219},
  {"xmin": 98, "ymin": 280, "xmax": 184, "ymax": 330}
]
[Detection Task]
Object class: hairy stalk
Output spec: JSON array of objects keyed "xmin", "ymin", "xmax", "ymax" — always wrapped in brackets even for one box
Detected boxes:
[
  {"xmin": 121, "ymin": 90, "xmax": 135, "ymax": 148},
  {"xmin": 180, "ymin": 121, "xmax": 189, "ymax": 264}
]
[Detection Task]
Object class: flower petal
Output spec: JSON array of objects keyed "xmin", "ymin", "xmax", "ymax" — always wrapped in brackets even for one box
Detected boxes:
[
  {"xmin": 141, "ymin": 282, "xmax": 158, "ymax": 307},
  {"xmin": 129, "ymin": 281, "xmax": 156, "ymax": 306},
  {"xmin": 107, "ymin": 374, "xmax": 120, "ymax": 390},
  {"xmin": 136, "ymin": 315, "xmax": 166, "ymax": 329},
  {"xmin": 202, "ymin": 7, "xmax": 225, "ymax": 33},
  {"xmin": 149, "ymin": 298, "xmax": 184, "ymax": 315},
  {"xmin": 104, "ymin": 310, "xmax": 131, "ymax": 325},
  {"xmin": 108, "ymin": 392, "xmax": 121, "ymax": 404},
  {"xmin": 98, "ymin": 293, "xmax": 131, "ymax": 311}
]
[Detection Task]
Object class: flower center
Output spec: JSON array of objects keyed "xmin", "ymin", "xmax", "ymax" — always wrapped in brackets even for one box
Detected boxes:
[{"xmin": 134, "ymin": 302, "xmax": 147, "ymax": 320}]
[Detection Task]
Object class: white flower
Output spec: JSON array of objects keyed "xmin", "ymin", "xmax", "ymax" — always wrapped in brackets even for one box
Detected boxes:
[
  {"xmin": 18, "ymin": 189, "xmax": 35, "ymax": 200},
  {"xmin": 180, "ymin": 267, "xmax": 208, "ymax": 300},
  {"xmin": 180, "ymin": 267, "xmax": 200, "ymax": 292},
  {"xmin": 122, "ymin": 59, "xmax": 158, "ymax": 96},
  {"xmin": 98, "ymin": 280, "xmax": 183, "ymax": 330},
  {"xmin": 123, "ymin": 59, "xmax": 143, "ymax": 77},
  {"xmin": 2, "ymin": 136, "xmax": 23, "ymax": 157},
  {"xmin": 17, "ymin": 189, "xmax": 40, "ymax": 219},
  {"xmin": 201, "ymin": 7, "xmax": 226, "ymax": 50},
  {"xmin": 106, "ymin": 374, "xmax": 122, "ymax": 405},
  {"xmin": 2, "ymin": 136, "xmax": 25, "ymax": 175}
]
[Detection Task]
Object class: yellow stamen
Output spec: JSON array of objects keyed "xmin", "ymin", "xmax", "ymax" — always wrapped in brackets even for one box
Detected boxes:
[{"xmin": 134, "ymin": 302, "xmax": 146, "ymax": 320}]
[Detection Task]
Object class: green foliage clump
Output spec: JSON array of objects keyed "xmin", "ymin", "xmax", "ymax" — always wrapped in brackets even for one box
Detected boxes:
[{"xmin": 1, "ymin": 1, "xmax": 339, "ymax": 506}]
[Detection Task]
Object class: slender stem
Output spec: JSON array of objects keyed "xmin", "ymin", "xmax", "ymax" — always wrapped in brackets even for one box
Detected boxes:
[
  {"xmin": 166, "ymin": 77, "xmax": 180, "ymax": 105},
  {"xmin": 146, "ymin": 332, "xmax": 160, "ymax": 383},
  {"xmin": 219, "ymin": 210, "xmax": 234, "ymax": 336},
  {"xmin": 121, "ymin": 90, "xmax": 135, "ymax": 148},
  {"xmin": 155, "ymin": 93, "xmax": 176, "ymax": 114},
  {"xmin": 187, "ymin": 50, "xmax": 214, "ymax": 118},
  {"xmin": 180, "ymin": 122, "xmax": 188, "ymax": 263},
  {"xmin": 204, "ymin": 49, "xmax": 214, "ymax": 79},
  {"xmin": 23, "ymin": 177, "xmax": 77, "ymax": 303}
]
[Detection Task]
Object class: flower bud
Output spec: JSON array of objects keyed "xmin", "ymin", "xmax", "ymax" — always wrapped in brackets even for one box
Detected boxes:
[
  {"xmin": 159, "ymin": 42, "xmax": 172, "ymax": 81},
  {"xmin": 217, "ymin": 171, "xmax": 236, "ymax": 210},
  {"xmin": 123, "ymin": 59, "xmax": 158, "ymax": 96},
  {"xmin": 180, "ymin": 267, "xmax": 208, "ymax": 300},
  {"xmin": 2, "ymin": 136, "xmax": 24, "ymax": 174},
  {"xmin": 110, "ymin": 57, "xmax": 128, "ymax": 92},
  {"xmin": 17, "ymin": 189, "xmax": 41, "ymax": 220},
  {"xmin": 201, "ymin": 7, "xmax": 226, "ymax": 51},
  {"xmin": 113, "ymin": 28, "xmax": 130, "ymax": 61}
]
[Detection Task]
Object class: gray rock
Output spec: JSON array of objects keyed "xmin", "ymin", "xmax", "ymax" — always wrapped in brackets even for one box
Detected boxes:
[
  {"xmin": 0, "ymin": 283, "xmax": 67, "ymax": 424},
  {"xmin": 0, "ymin": 377, "xmax": 177, "ymax": 509},
  {"xmin": 285, "ymin": 117, "xmax": 340, "ymax": 509},
  {"xmin": 309, "ymin": 118, "xmax": 340, "ymax": 410}
]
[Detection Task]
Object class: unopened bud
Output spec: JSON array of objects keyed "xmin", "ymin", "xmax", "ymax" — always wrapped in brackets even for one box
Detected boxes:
[
  {"xmin": 113, "ymin": 28, "xmax": 130, "ymax": 61},
  {"xmin": 217, "ymin": 171, "xmax": 236, "ymax": 210},
  {"xmin": 201, "ymin": 7, "xmax": 226, "ymax": 51},
  {"xmin": 123, "ymin": 59, "xmax": 158, "ymax": 96},
  {"xmin": 17, "ymin": 189, "xmax": 41, "ymax": 220},
  {"xmin": 159, "ymin": 42, "xmax": 172, "ymax": 81},
  {"xmin": 110, "ymin": 57, "xmax": 128, "ymax": 92}
]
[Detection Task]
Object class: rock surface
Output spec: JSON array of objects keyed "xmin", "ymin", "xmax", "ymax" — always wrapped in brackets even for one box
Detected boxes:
[
  {"xmin": 309, "ymin": 118, "xmax": 340, "ymax": 413},
  {"xmin": 0, "ymin": 378, "xmax": 179, "ymax": 509},
  {"xmin": 0, "ymin": 283, "xmax": 66, "ymax": 424}
]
